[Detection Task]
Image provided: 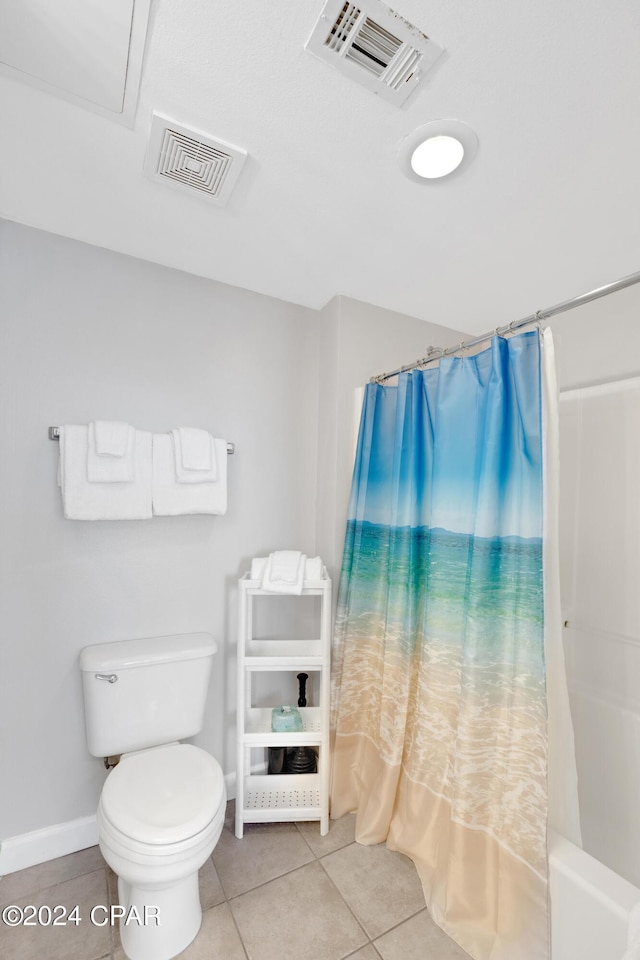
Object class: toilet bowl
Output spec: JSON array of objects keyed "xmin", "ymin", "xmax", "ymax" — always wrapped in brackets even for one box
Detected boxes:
[
  {"xmin": 79, "ymin": 633, "xmax": 226, "ymax": 960},
  {"xmin": 97, "ymin": 743, "xmax": 226, "ymax": 960}
]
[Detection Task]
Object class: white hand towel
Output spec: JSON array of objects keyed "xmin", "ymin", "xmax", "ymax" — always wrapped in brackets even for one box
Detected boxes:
[
  {"xmin": 176, "ymin": 427, "xmax": 214, "ymax": 471},
  {"xmin": 93, "ymin": 420, "xmax": 130, "ymax": 457},
  {"xmin": 305, "ymin": 556, "xmax": 324, "ymax": 580},
  {"xmin": 59, "ymin": 425, "xmax": 152, "ymax": 520},
  {"xmin": 251, "ymin": 555, "xmax": 323, "ymax": 583},
  {"xmin": 251, "ymin": 557, "xmax": 268, "ymax": 581},
  {"xmin": 171, "ymin": 429, "xmax": 218, "ymax": 482},
  {"xmin": 87, "ymin": 422, "xmax": 135, "ymax": 482},
  {"xmin": 153, "ymin": 434, "xmax": 227, "ymax": 515},
  {"xmin": 261, "ymin": 552, "xmax": 306, "ymax": 594},
  {"xmin": 271, "ymin": 551, "xmax": 304, "ymax": 583}
]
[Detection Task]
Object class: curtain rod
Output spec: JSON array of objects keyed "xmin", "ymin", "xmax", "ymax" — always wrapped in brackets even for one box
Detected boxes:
[{"xmin": 370, "ymin": 268, "xmax": 640, "ymax": 384}]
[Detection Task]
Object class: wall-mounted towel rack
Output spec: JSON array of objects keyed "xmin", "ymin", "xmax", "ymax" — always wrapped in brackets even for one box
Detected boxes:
[{"xmin": 48, "ymin": 426, "xmax": 235, "ymax": 455}]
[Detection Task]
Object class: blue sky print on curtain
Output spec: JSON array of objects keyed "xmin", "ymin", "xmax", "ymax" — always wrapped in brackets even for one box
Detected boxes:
[{"xmin": 331, "ymin": 331, "xmax": 548, "ymax": 960}]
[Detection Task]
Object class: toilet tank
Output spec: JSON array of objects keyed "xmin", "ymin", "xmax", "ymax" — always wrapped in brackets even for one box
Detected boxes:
[{"xmin": 79, "ymin": 633, "xmax": 217, "ymax": 758}]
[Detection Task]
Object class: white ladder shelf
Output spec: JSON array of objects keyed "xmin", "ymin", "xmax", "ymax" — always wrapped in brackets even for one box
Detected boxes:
[{"xmin": 235, "ymin": 569, "xmax": 332, "ymax": 838}]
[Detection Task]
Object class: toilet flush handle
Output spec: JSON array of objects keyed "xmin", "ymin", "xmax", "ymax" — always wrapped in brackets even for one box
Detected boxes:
[{"xmin": 95, "ymin": 673, "xmax": 118, "ymax": 683}]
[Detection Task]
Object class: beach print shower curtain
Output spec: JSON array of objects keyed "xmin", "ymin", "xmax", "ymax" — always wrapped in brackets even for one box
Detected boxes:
[{"xmin": 331, "ymin": 330, "xmax": 550, "ymax": 960}]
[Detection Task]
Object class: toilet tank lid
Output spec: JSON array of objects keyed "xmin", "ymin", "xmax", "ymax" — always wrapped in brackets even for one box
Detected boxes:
[{"xmin": 79, "ymin": 633, "xmax": 217, "ymax": 673}]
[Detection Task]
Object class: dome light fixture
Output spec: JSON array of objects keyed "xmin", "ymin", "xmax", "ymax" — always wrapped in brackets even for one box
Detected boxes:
[{"xmin": 400, "ymin": 120, "xmax": 478, "ymax": 183}]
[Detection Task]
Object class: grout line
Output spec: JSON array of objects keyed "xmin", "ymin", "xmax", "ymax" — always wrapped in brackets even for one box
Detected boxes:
[
  {"xmin": 371, "ymin": 905, "xmax": 427, "ymax": 939},
  {"xmin": 0, "ymin": 849, "xmax": 107, "ymax": 906},
  {"xmin": 220, "ymin": 848, "xmax": 373, "ymax": 960},
  {"xmin": 105, "ymin": 863, "xmax": 122, "ymax": 959},
  {"xmin": 315, "ymin": 856, "xmax": 371, "ymax": 946},
  {"xmin": 342, "ymin": 945, "xmax": 383, "ymax": 960},
  {"xmin": 293, "ymin": 819, "xmax": 320, "ymax": 857},
  {"xmin": 222, "ymin": 856, "xmax": 323, "ymax": 903},
  {"xmin": 372, "ymin": 906, "xmax": 473, "ymax": 959},
  {"xmin": 316, "ymin": 855, "xmax": 440, "ymax": 952},
  {"xmin": 223, "ymin": 898, "xmax": 250, "ymax": 960},
  {"xmin": 292, "ymin": 819, "xmax": 358, "ymax": 860}
]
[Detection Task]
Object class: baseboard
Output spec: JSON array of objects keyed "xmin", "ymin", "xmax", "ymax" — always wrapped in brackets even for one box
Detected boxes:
[
  {"xmin": 0, "ymin": 815, "xmax": 99, "ymax": 876},
  {"xmin": 2, "ymin": 768, "xmax": 238, "ymax": 876}
]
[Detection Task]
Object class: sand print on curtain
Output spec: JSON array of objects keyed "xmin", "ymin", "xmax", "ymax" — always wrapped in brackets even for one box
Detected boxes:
[{"xmin": 330, "ymin": 331, "xmax": 549, "ymax": 960}]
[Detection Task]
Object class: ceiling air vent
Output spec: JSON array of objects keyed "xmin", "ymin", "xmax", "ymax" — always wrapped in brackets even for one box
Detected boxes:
[
  {"xmin": 305, "ymin": 0, "xmax": 444, "ymax": 106},
  {"xmin": 144, "ymin": 114, "xmax": 247, "ymax": 206}
]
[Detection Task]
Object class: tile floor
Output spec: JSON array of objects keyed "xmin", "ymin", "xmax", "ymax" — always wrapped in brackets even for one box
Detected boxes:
[{"xmin": 0, "ymin": 802, "xmax": 471, "ymax": 960}]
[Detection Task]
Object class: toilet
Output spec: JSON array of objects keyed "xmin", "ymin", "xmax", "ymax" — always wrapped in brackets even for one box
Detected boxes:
[{"xmin": 79, "ymin": 633, "xmax": 226, "ymax": 960}]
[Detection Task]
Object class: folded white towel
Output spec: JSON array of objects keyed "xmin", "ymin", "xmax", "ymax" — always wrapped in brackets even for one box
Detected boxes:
[
  {"xmin": 305, "ymin": 556, "xmax": 324, "ymax": 580},
  {"xmin": 270, "ymin": 551, "xmax": 303, "ymax": 583},
  {"xmin": 261, "ymin": 551, "xmax": 307, "ymax": 594},
  {"xmin": 251, "ymin": 557, "xmax": 268, "ymax": 581},
  {"xmin": 171, "ymin": 428, "xmax": 218, "ymax": 483},
  {"xmin": 87, "ymin": 422, "xmax": 135, "ymax": 482},
  {"xmin": 93, "ymin": 420, "xmax": 130, "ymax": 457},
  {"xmin": 59, "ymin": 425, "xmax": 152, "ymax": 520},
  {"xmin": 176, "ymin": 427, "xmax": 214, "ymax": 471},
  {"xmin": 251, "ymin": 555, "xmax": 324, "ymax": 583},
  {"xmin": 153, "ymin": 434, "xmax": 227, "ymax": 515}
]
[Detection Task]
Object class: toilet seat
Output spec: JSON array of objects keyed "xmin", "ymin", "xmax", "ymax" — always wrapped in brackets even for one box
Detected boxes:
[{"xmin": 100, "ymin": 743, "xmax": 224, "ymax": 846}]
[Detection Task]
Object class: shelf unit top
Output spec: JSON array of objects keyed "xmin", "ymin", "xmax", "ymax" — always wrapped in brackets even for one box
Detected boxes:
[{"xmin": 240, "ymin": 568, "xmax": 330, "ymax": 596}]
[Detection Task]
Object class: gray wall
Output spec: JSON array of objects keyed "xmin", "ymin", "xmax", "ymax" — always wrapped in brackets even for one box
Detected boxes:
[
  {"xmin": 0, "ymin": 220, "xmax": 458, "ymax": 846},
  {"xmin": 0, "ymin": 221, "xmax": 320, "ymax": 839}
]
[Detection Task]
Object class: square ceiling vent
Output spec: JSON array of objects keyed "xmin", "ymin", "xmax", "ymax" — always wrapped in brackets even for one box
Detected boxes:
[
  {"xmin": 305, "ymin": 0, "xmax": 444, "ymax": 106},
  {"xmin": 144, "ymin": 114, "xmax": 248, "ymax": 206}
]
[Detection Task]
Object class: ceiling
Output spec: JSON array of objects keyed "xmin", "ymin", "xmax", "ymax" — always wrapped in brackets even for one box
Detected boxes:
[{"xmin": 1, "ymin": 0, "xmax": 639, "ymax": 335}]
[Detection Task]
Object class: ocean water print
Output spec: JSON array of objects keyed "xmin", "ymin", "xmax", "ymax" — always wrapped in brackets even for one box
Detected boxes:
[{"xmin": 340, "ymin": 521, "xmax": 543, "ymax": 660}]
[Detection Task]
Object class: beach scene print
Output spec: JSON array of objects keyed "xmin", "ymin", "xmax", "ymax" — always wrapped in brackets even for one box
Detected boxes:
[{"xmin": 332, "ymin": 332, "xmax": 548, "ymax": 877}]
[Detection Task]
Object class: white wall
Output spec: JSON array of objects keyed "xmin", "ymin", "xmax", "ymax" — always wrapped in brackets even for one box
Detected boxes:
[{"xmin": 0, "ymin": 220, "xmax": 320, "ymax": 848}]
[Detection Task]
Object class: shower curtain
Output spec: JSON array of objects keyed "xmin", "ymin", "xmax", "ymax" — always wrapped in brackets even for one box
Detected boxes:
[{"xmin": 330, "ymin": 329, "xmax": 572, "ymax": 960}]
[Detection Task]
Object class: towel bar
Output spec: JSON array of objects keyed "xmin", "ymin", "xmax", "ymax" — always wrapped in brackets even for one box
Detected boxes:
[{"xmin": 48, "ymin": 426, "xmax": 235, "ymax": 455}]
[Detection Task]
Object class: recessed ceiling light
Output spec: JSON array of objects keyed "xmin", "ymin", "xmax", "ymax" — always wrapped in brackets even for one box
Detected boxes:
[
  {"xmin": 411, "ymin": 135, "xmax": 464, "ymax": 178},
  {"xmin": 399, "ymin": 120, "xmax": 478, "ymax": 183}
]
